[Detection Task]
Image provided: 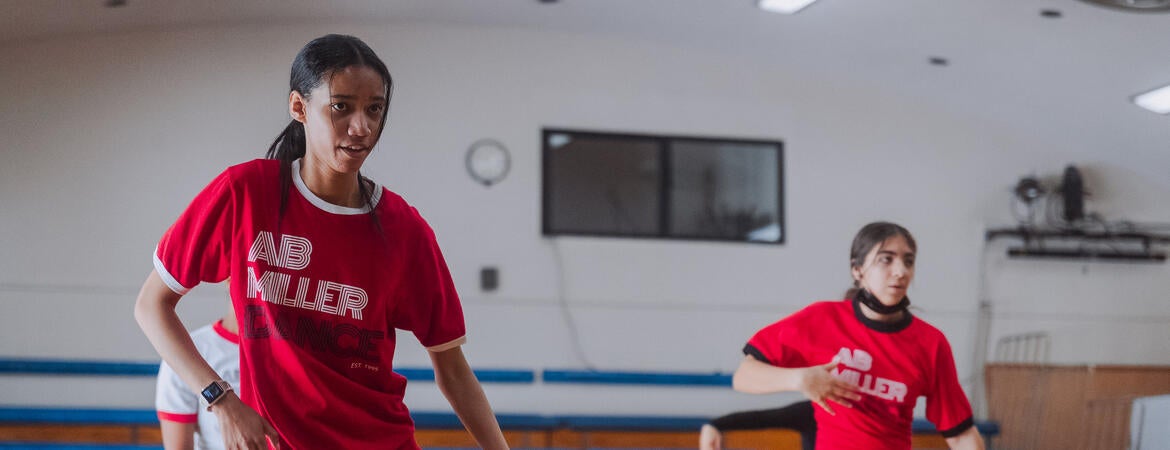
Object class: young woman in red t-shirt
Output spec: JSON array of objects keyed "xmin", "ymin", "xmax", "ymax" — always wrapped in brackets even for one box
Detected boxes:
[
  {"xmin": 135, "ymin": 34, "xmax": 508, "ymax": 450},
  {"xmin": 733, "ymin": 222, "xmax": 984, "ymax": 450}
]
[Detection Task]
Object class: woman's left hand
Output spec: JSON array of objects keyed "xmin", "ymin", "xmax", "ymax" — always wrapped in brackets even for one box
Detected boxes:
[{"xmin": 798, "ymin": 356, "xmax": 862, "ymax": 415}]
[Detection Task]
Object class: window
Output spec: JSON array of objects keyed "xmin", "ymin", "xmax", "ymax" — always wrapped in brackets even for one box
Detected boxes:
[{"xmin": 542, "ymin": 129, "xmax": 784, "ymax": 244}]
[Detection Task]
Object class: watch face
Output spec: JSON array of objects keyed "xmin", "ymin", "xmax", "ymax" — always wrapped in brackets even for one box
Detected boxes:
[{"xmin": 201, "ymin": 382, "xmax": 224, "ymax": 403}]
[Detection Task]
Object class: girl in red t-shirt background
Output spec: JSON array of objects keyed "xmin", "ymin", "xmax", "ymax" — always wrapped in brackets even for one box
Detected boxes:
[{"xmin": 732, "ymin": 222, "xmax": 985, "ymax": 450}]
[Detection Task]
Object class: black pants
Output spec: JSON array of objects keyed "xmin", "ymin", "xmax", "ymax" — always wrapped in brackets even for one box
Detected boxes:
[{"xmin": 709, "ymin": 401, "xmax": 817, "ymax": 450}]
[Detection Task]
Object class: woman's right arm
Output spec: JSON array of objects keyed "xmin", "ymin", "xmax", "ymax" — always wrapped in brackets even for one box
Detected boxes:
[
  {"xmin": 134, "ymin": 271, "xmax": 278, "ymax": 450},
  {"xmin": 732, "ymin": 356, "xmax": 860, "ymax": 415},
  {"xmin": 732, "ymin": 356, "xmax": 805, "ymax": 393}
]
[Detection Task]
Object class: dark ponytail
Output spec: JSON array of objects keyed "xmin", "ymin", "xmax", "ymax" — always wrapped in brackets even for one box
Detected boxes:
[
  {"xmin": 267, "ymin": 120, "xmax": 307, "ymax": 220},
  {"xmin": 267, "ymin": 34, "xmax": 394, "ymax": 232}
]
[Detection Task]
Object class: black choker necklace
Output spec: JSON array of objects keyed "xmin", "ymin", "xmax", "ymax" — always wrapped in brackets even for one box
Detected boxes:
[{"xmin": 854, "ymin": 289, "xmax": 910, "ymax": 315}]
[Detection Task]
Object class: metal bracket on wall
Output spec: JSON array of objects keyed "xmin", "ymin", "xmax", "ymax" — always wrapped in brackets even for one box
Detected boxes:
[{"xmin": 985, "ymin": 227, "xmax": 1170, "ymax": 262}]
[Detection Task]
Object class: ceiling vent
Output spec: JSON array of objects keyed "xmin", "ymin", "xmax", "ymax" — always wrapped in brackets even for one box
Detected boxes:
[{"xmin": 1079, "ymin": 0, "xmax": 1170, "ymax": 12}]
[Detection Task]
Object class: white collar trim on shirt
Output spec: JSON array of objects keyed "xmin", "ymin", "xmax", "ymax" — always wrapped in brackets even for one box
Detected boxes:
[{"xmin": 291, "ymin": 159, "xmax": 382, "ymax": 215}]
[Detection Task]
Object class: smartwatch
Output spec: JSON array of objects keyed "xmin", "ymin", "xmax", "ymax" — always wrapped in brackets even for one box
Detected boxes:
[{"xmin": 201, "ymin": 379, "xmax": 233, "ymax": 411}]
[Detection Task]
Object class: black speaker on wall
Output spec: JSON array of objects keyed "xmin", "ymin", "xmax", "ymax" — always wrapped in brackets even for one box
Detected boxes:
[
  {"xmin": 1061, "ymin": 165, "xmax": 1085, "ymax": 222},
  {"xmin": 480, "ymin": 266, "xmax": 499, "ymax": 292}
]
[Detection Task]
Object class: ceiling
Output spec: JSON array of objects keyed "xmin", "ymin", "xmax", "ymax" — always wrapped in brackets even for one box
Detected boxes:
[{"xmin": 2, "ymin": 0, "xmax": 1168, "ymax": 185}]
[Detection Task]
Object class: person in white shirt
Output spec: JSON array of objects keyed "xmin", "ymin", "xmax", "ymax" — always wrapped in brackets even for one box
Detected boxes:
[{"xmin": 155, "ymin": 310, "xmax": 238, "ymax": 450}]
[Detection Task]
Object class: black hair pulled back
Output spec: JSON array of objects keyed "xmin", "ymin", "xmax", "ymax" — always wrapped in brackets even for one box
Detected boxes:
[
  {"xmin": 844, "ymin": 222, "xmax": 917, "ymax": 299},
  {"xmin": 266, "ymin": 34, "xmax": 393, "ymax": 228}
]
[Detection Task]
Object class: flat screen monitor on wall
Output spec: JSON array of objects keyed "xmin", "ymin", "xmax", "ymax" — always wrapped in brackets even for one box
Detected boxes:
[{"xmin": 542, "ymin": 128, "xmax": 784, "ymax": 244}]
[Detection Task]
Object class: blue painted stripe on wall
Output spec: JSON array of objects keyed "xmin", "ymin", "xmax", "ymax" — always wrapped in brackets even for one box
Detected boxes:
[
  {"xmin": 0, "ymin": 408, "xmax": 557, "ymax": 429},
  {"xmin": 0, "ymin": 359, "xmax": 533, "ymax": 383},
  {"xmin": 468, "ymin": 369, "xmax": 535, "ymax": 383},
  {"xmin": 0, "ymin": 360, "xmax": 158, "ymax": 376},
  {"xmin": 911, "ymin": 418, "xmax": 1001, "ymax": 435},
  {"xmin": 0, "ymin": 408, "xmax": 157, "ymax": 425},
  {"xmin": 395, "ymin": 367, "xmax": 437, "ymax": 380},
  {"xmin": 560, "ymin": 414, "xmax": 710, "ymax": 431},
  {"xmin": 413, "ymin": 412, "xmax": 558, "ymax": 429},
  {"xmin": 542, "ymin": 369, "xmax": 732, "ymax": 386},
  {"xmin": 400, "ymin": 367, "xmax": 533, "ymax": 381},
  {"xmin": 0, "ymin": 408, "xmax": 999, "ymax": 437},
  {"xmin": 397, "ymin": 368, "xmax": 533, "ymax": 383},
  {"xmin": 0, "ymin": 445, "xmax": 163, "ymax": 450}
]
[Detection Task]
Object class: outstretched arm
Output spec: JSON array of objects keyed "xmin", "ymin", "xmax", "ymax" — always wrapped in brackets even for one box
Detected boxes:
[
  {"xmin": 430, "ymin": 346, "xmax": 508, "ymax": 450},
  {"xmin": 732, "ymin": 355, "xmax": 804, "ymax": 393},
  {"xmin": 733, "ymin": 356, "xmax": 860, "ymax": 415}
]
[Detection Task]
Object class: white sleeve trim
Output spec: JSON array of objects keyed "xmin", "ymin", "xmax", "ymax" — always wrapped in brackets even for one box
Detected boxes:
[
  {"xmin": 153, "ymin": 247, "xmax": 191, "ymax": 295},
  {"xmin": 426, "ymin": 335, "xmax": 467, "ymax": 353}
]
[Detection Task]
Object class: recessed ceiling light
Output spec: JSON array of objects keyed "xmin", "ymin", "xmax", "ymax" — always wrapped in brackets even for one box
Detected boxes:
[
  {"xmin": 1040, "ymin": 9, "xmax": 1063, "ymax": 18},
  {"xmin": 928, "ymin": 56, "xmax": 949, "ymax": 67},
  {"xmin": 757, "ymin": 0, "xmax": 818, "ymax": 14},
  {"xmin": 1079, "ymin": 0, "xmax": 1170, "ymax": 12},
  {"xmin": 1133, "ymin": 84, "xmax": 1170, "ymax": 114}
]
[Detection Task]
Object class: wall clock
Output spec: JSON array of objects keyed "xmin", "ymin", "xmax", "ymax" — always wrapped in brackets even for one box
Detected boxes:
[{"xmin": 465, "ymin": 138, "xmax": 511, "ymax": 187}]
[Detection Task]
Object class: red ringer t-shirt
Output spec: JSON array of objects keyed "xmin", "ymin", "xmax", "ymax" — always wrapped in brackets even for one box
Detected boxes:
[
  {"xmin": 154, "ymin": 159, "xmax": 466, "ymax": 449},
  {"xmin": 745, "ymin": 299, "xmax": 974, "ymax": 450}
]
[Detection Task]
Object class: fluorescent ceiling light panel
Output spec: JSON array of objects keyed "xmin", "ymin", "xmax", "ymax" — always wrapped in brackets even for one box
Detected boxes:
[
  {"xmin": 758, "ymin": 0, "xmax": 818, "ymax": 14},
  {"xmin": 1133, "ymin": 84, "xmax": 1170, "ymax": 114}
]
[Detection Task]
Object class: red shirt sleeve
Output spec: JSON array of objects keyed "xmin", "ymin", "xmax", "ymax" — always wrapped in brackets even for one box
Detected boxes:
[
  {"xmin": 744, "ymin": 310, "xmax": 810, "ymax": 368},
  {"xmin": 154, "ymin": 169, "xmax": 237, "ymax": 294},
  {"xmin": 925, "ymin": 335, "xmax": 975, "ymax": 437},
  {"xmin": 391, "ymin": 208, "xmax": 466, "ymax": 351}
]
